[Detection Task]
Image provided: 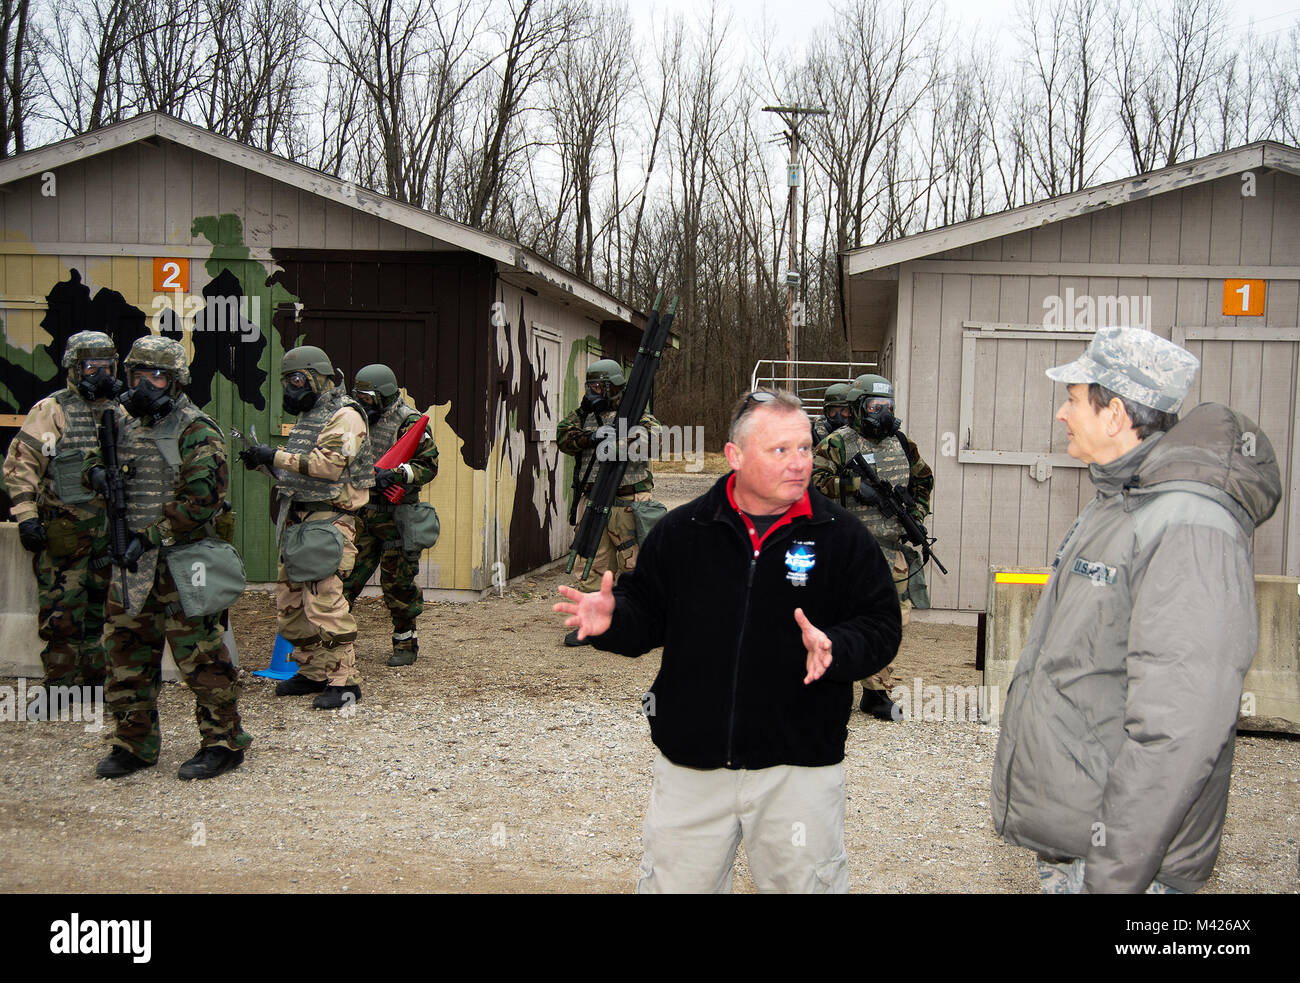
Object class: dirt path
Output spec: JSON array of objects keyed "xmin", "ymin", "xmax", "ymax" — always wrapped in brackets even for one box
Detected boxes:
[{"xmin": 1, "ymin": 470, "xmax": 1296, "ymax": 893}]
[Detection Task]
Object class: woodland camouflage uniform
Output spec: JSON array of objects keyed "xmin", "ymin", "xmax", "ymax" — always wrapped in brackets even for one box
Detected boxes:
[
  {"xmin": 342, "ymin": 373, "xmax": 439, "ymax": 665},
  {"xmin": 87, "ymin": 336, "xmax": 250, "ymax": 770}
]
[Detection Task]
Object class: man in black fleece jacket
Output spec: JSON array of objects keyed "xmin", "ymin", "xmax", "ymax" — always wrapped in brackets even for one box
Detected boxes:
[{"xmin": 556, "ymin": 389, "xmax": 901, "ymax": 892}]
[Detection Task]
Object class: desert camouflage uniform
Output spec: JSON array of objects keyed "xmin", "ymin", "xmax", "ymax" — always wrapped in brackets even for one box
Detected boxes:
[
  {"xmin": 813, "ymin": 426, "xmax": 935, "ymax": 693},
  {"xmin": 4, "ymin": 384, "xmax": 119, "ymax": 687},
  {"xmin": 342, "ymin": 402, "xmax": 438, "ymax": 652},
  {"xmin": 273, "ymin": 387, "xmax": 373, "ymax": 685},
  {"xmin": 557, "ymin": 398, "xmax": 661, "ymax": 592},
  {"xmin": 88, "ymin": 393, "xmax": 250, "ymax": 763}
]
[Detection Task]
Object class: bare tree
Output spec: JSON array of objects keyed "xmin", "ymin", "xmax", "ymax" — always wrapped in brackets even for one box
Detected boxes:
[
  {"xmin": 0, "ymin": 0, "xmax": 34, "ymax": 155},
  {"xmin": 1108, "ymin": 0, "xmax": 1228, "ymax": 172},
  {"xmin": 315, "ymin": 0, "xmax": 495, "ymax": 207},
  {"xmin": 1014, "ymin": 0, "xmax": 1106, "ymax": 196}
]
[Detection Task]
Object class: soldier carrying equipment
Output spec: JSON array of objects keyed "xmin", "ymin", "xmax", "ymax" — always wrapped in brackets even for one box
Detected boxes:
[{"xmin": 845, "ymin": 452, "xmax": 947, "ymax": 576}]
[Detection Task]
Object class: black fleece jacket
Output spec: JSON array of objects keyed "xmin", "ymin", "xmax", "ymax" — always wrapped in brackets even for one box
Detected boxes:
[{"xmin": 593, "ymin": 473, "xmax": 902, "ymax": 770}]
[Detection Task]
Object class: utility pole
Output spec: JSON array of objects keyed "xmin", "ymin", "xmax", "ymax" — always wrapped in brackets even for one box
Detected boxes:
[{"xmin": 762, "ymin": 104, "xmax": 827, "ymax": 390}]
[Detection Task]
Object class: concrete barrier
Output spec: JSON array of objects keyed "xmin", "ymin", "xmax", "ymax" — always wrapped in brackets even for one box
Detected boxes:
[
  {"xmin": 983, "ymin": 566, "xmax": 1300, "ymax": 734},
  {"xmin": 0, "ymin": 523, "xmax": 189, "ymax": 682}
]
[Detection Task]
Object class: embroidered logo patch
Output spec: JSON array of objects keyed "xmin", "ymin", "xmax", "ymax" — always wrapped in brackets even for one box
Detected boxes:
[
  {"xmin": 785, "ymin": 542, "xmax": 816, "ymax": 586},
  {"xmin": 1070, "ymin": 557, "xmax": 1117, "ymax": 586}
]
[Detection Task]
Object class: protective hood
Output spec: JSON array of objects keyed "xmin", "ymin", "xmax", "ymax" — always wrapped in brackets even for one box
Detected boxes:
[{"xmin": 1127, "ymin": 402, "xmax": 1282, "ymax": 533}]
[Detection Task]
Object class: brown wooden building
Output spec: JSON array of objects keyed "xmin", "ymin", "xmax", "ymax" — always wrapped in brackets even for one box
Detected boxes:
[{"xmin": 0, "ymin": 113, "xmax": 645, "ymax": 592}]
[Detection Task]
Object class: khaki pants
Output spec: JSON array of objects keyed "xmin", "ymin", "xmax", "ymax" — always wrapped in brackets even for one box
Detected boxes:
[
  {"xmin": 574, "ymin": 492, "xmax": 650, "ymax": 592},
  {"xmin": 637, "ymin": 753, "xmax": 849, "ymax": 894},
  {"xmin": 864, "ymin": 549, "xmax": 909, "ymax": 692},
  {"xmin": 276, "ymin": 512, "xmax": 361, "ymax": 687}
]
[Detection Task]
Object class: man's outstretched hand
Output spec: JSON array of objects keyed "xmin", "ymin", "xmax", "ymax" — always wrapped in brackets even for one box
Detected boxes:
[
  {"xmin": 796, "ymin": 607, "xmax": 833, "ymax": 684},
  {"xmin": 554, "ymin": 570, "xmax": 616, "ymax": 642}
]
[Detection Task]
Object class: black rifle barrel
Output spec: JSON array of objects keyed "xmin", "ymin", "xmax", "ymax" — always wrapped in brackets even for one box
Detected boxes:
[
  {"xmin": 98, "ymin": 409, "xmax": 132, "ymax": 599},
  {"xmin": 566, "ymin": 294, "xmax": 678, "ymax": 579}
]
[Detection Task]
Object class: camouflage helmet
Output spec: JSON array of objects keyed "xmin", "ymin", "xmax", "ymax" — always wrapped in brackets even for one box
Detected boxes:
[
  {"xmin": 353, "ymin": 363, "xmax": 400, "ymax": 399},
  {"xmin": 124, "ymin": 335, "xmax": 190, "ymax": 385},
  {"xmin": 281, "ymin": 345, "xmax": 335, "ymax": 393},
  {"xmin": 823, "ymin": 382, "xmax": 854, "ymax": 408},
  {"xmin": 586, "ymin": 359, "xmax": 627, "ymax": 388},
  {"xmin": 62, "ymin": 331, "xmax": 118, "ymax": 372}
]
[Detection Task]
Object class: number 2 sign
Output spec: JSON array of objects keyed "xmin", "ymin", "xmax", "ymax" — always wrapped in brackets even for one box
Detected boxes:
[
  {"xmin": 153, "ymin": 258, "xmax": 189, "ymax": 292},
  {"xmin": 1223, "ymin": 279, "xmax": 1265, "ymax": 316}
]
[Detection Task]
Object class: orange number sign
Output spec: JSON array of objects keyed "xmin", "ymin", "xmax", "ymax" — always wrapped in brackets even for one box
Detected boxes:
[
  {"xmin": 1223, "ymin": 279, "xmax": 1265, "ymax": 316},
  {"xmin": 152, "ymin": 258, "xmax": 189, "ymax": 292}
]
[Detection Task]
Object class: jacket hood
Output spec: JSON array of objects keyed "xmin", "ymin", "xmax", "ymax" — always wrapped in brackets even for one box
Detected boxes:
[{"xmin": 1130, "ymin": 402, "xmax": 1282, "ymax": 531}]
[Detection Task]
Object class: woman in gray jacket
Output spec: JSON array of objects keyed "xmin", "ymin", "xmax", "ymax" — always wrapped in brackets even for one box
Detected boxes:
[{"xmin": 991, "ymin": 326, "xmax": 1282, "ymax": 894}]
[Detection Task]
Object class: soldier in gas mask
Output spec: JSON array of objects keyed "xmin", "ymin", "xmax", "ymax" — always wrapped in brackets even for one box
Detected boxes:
[
  {"xmin": 812, "ymin": 382, "xmax": 854, "ymax": 446},
  {"xmin": 341, "ymin": 363, "xmax": 439, "ymax": 667},
  {"xmin": 556, "ymin": 359, "xmax": 661, "ymax": 646},
  {"xmin": 86, "ymin": 337, "xmax": 250, "ymax": 780},
  {"xmin": 239, "ymin": 346, "xmax": 374, "ymax": 708},
  {"xmin": 3, "ymin": 331, "xmax": 124, "ymax": 690},
  {"xmin": 812, "ymin": 375, "xmax": 935, "ymax": 720}
]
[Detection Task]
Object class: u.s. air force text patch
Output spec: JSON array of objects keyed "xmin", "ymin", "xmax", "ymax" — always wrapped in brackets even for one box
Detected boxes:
[{"xmin": 1070, "ymin": 557, "xmax": 1117, "ymax": 585}]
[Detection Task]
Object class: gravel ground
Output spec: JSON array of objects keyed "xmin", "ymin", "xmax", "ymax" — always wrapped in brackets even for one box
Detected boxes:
[{"xmin": 0, "ymin": 471, "xmax": 1296, "ymax": 893}]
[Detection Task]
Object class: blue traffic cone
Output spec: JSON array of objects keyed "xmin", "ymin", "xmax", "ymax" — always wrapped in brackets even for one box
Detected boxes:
[{"xmin": 254, "ymin": 633, "xmax": 299, "ymax": 680}]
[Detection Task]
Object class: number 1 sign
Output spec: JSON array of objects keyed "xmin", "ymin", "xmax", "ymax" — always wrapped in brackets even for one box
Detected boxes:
[{"xmin": 1223, "ymin": 279, "xmax": 1265, "ymax": 316}]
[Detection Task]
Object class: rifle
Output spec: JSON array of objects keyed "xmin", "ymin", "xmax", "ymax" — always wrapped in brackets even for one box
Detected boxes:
[
  {"xmin": 846, "ymin": 451, "xmax": 948, "ymax": 576},
  {"xmin": 566, "ymin": 294, "xmax": 678, "ymax": 580},
  {"xmin": 97, "ymin": 409, "xmax": 132, "ymax": 600}
]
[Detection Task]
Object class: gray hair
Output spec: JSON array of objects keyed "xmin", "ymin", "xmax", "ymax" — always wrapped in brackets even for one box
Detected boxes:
[
  {"xmin": 1088, "ymin": 383, "xmax": 1178, "ymax": 439},
  {"xmin": 728, "ymin": 388, "xmax": 807, "ymax": 446}
]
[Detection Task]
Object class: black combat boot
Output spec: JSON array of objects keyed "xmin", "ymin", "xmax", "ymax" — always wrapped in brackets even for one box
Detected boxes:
[
  {"xmin": 860, "ymin": 688, "xmax": 901, "ymax": 721},
  {"xmin": 388, "ymin": 632, "xmax": 418, "ymax": 667},
  {"xmin": 95, "ymin": 747, "xmax": 156, "ymax": 779},
  {"xmin": 275, "ymin": 675, "xmax": 327, "ymax": 696},
  {"xmin": 312, "ymin": 685, "xmax": 362, "ymax": 710},
  {"xmin": 564, "ymin": 629, "xmax": 593, "ymax": 647},
  {"xmin": 177, "ymin": 746, "xmax": 245, "ymax": 781}
]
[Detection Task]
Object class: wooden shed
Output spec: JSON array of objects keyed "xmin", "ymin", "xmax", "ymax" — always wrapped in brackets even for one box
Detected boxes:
[
  {"xmin": 842, "ymin": 141, "xmax": 1300, "ymax": 613},
  {"xmin": 0, "ymin": 113, "xmax": 644, "ymax": 594}
]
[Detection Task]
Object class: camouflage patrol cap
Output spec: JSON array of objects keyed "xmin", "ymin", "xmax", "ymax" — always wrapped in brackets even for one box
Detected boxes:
[
  {"xmin": 1046, "ymin": 326, "xmax": 1199, "ymax": 412},
  {"xmin": 62, "ymin": 331, "xmax": 117, "ymax": 367},
  {"xmin": 823, "ymin": 382, "xmax": 854, "ymax": 407},
  {"xmin": 124, "ymin": 335, "xmax": 190, "ymax": 384}
]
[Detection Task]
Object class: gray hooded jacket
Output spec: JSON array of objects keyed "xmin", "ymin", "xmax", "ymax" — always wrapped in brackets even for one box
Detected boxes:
[{"xmin": 990, "ymin": 403, "xmax": 1282, "ymax": 893}]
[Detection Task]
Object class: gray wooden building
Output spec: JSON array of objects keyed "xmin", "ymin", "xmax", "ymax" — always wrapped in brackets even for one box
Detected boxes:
[{"xmin": 842, "ymin": 141, "xmax": 1300, "ymax": 613}]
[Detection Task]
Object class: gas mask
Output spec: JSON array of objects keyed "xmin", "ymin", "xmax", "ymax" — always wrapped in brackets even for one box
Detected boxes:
[
  {"xmin": 120, "ymin": 376, "xmax": 175, "ymax": 422},
  {"xmin": 353, "ymin": 390, "xmax": 384, "ymax": 424},
  {"xmin": 283, "ymin": 373, "xmax": 319, "ymax": 415},
  {"xmin": 77, "ymin": 367, "xmax": 123, "ymax": 402},
  {"xmin": 860, "ymin": 401, "xmax": 899, "ymax": 439}
]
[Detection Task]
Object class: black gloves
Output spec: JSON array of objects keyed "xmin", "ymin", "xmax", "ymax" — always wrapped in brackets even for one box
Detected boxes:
[
  {"xmin": 239, "ymin": 444, "xmax": 276, "ymax": 470},
  {"xmin": 118, "ymin": 532, "xmax": 151, "ymax": 572},
  {"xmin": 854, "ymin": 485, "xmax": 881, "ymax": 508},
  {"xmin": 374, "ymin": 467, "xmax": 402, "ymax": 491},
  {"xmin": 18, "ymin": 518, "xmax": 46, "ymax": 553},
  {"xmin": 88, "ymin": 465, "xmax": 109, "ymax": 496}
]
